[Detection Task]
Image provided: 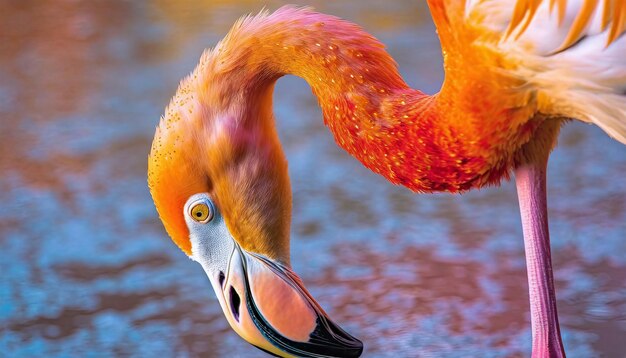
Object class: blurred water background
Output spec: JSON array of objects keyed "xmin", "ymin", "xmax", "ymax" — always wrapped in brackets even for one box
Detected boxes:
[{"xmin": 1, "ymin": 0, "xmax": 625, "ymax": 357}]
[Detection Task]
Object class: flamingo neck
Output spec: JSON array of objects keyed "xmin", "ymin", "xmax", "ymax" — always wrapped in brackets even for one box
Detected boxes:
[
  {"xmin": 149, "ymin": 6, "xmax": 550, "ymax": 255},
  {"xmin": 194, "ymin": 7, "xmax": 530, "ymax": 193}
]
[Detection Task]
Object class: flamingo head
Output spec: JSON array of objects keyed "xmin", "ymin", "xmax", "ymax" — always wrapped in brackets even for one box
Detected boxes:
[{"xmin": 147, "ymin": 69, "xmax": 362, "ymax": 356}]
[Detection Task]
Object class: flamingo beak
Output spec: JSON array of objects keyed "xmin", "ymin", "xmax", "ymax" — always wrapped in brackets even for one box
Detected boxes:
[{"xmin": 184, "ymin": 193, "xmax": 363, "ymax": 358}]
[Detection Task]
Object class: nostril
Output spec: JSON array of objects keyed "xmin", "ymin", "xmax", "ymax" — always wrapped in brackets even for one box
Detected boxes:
[
  {"xmin": 229, "ymin": 286, "xmax": 241, "ymax": 322},
  {"xmin": 218, "ymin": 271, "xmax": 225, "ymax": 287}
]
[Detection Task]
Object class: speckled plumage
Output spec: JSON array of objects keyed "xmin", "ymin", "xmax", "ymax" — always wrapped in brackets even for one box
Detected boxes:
[{"xmin": 148, "ymin": 1, "xmax": 625, "ymax": 258}]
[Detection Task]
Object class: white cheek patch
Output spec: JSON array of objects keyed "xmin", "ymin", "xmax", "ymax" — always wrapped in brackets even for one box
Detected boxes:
[{"xmin": 187, "ymin": 208, "xmax": 234, "ymax": 274}]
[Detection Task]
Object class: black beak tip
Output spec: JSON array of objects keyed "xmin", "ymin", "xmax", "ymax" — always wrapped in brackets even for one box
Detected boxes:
[
  {"xmin": 303, "ymin": 318, "xmax": 363, "ymax": 357},
  {"xmin": 343, "ymin": 339, "xmax": 364, "ymax": 358},
  {"xmin": 355, "ymin": 340, "xmax": 364, "ymax": 356}
]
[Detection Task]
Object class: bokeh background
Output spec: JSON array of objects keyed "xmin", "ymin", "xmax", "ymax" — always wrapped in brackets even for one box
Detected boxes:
[{"xmin": 1, "ymin": 0, "xmax": 625, "ymax": 357}]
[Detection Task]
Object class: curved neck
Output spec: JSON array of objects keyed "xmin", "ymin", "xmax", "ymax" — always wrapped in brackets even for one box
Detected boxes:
[
  {"xmin": 206, "ymin": 8, "xmax": 411, "ymax": 103},
  {"xmin": 195, "ymin": 7, "xmax": 512, "ymax": 194},
  {"xmin": 200, "ymin": 8, "xmax": 482, "ymax": 192},
  {"xmin": 150, "ymin": 6, "xmax": 539, "ymax": 256}
]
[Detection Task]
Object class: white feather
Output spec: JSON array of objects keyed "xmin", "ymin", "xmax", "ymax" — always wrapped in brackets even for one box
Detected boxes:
[{"xmin": 466, "ymin": 0, "xmax": 626, "ymax": 144}]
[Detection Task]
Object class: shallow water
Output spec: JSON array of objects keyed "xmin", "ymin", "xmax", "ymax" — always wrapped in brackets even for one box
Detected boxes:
[{"xmin": 1, "ymin": 1, "xmax": 625, "ymax": 357}]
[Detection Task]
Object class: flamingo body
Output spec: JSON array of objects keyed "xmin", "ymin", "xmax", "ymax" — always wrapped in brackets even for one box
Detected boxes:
[{"xmin": 148, "ymin": 1, "xmax": 626, "ymax": 356}]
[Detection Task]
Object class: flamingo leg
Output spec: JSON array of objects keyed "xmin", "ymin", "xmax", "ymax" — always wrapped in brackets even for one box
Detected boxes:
[{"xmin": 515, "ymin": 159, "xmax": 566, "ymax": 358}]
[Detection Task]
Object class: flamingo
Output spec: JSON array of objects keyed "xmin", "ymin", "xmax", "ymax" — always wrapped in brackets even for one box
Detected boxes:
[{"xmin": 148, "ymin": 1, "xmax": 626, "ymax": 357}]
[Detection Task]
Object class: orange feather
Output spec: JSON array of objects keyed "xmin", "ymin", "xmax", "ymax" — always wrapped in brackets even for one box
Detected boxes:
[
  {"xmin": 149, "ymin": 2, "xmax": 625, "ymax": 257},
  {"xmin": 149, "ymin": 7, "xmax": 539, "ymax": 254}
]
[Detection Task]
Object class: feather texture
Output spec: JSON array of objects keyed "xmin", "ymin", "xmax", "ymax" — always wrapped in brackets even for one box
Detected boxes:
[
  {"xmin": 150, "ymin": 3, "xmax": 625, "ymax": 255},
  {"xmin": 464, "ymin": 0, "xmax": 626, "ymax": 143},
  {"xmin": 504, "ymin": 0, "xmax": 625, "ymax": 47}
]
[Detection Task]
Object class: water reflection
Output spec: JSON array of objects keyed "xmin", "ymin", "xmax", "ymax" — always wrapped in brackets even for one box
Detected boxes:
[{"xmin": 1, "ymin": 1, "xmax": 625, "ymax": 357}]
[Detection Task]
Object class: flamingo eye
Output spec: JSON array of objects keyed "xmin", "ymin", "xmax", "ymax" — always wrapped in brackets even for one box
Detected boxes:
[{"xmin": 190, "ymin": 202, "xmax": 213, "ymax": 223}]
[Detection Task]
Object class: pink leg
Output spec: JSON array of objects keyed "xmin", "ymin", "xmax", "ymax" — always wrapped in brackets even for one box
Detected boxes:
[{"xmin": 515, "ymin": 161, "xmax": 566, "ymax": 358}]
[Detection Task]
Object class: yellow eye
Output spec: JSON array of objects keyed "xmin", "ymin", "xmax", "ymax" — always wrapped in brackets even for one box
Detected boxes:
[{"xmin": 190, "ymin": 202, "xmax": 212, "ymax": 222}]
